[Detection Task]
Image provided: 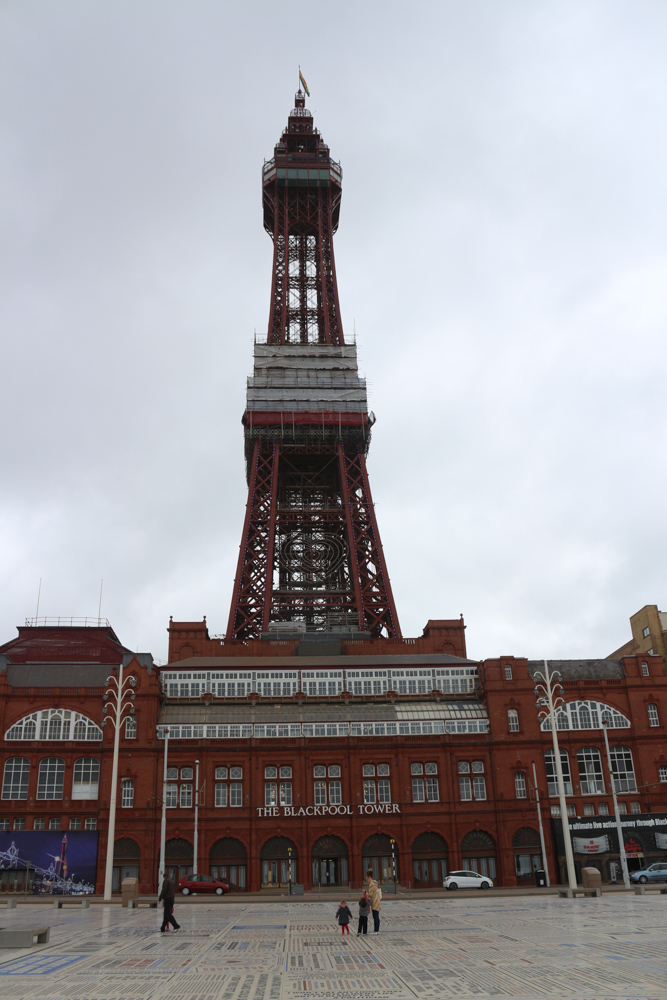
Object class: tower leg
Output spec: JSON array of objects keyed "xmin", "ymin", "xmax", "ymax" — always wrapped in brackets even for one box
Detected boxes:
[
  {"xmin": 339, "ymin": 443, "xmax": 401, "ymax": 639},
  {"xmin": 227, "ymin": 440, "xmax": 280, "ymax": 640}
]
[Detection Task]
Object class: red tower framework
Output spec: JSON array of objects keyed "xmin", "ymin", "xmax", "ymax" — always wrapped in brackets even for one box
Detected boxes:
[{"xmin": 227, "ymin": 91, "xmax": 400, "ymax": 641}]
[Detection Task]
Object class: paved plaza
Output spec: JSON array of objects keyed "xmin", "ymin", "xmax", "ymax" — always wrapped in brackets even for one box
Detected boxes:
[{"xmin": 0, "ymin": 894, "xmax": 665, "ymax": 999}]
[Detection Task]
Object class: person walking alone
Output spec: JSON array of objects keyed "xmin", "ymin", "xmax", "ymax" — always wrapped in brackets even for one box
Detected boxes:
[
  {"xmin": 159, "ymin": 874, "xmax": 181, "ymax": 932},
  {"xmin": 365, "ymin": 869, "xmax": 381, "ymax": 934},
  {"xmin": 336, "ymin": 899, "xmax": 352, "ymax": 935}
]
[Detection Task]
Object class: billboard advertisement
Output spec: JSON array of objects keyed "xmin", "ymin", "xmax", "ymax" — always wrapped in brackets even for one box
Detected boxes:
[
  {"xmin": 572, "ymin": 835, "xmax": 610, "ymax": 854},
  {"xmin": 0, "ymin": 831, "xmax": 97, "ymax": 894}
]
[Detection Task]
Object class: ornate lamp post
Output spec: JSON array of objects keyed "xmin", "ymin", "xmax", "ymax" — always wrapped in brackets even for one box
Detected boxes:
[
  {"xmin": 193, "ymin": 760, "xmax": 200, "ymax": 876},
  {"xmin": 601, "ymin": 719, "xmax": 631, "ymax": 888},
  {"xmin": 158, "ymin": 727, "xmax": 170, "ymax": 897},
  {"xmin": 533, "ymin": 659, "xmax": 577, "ymax": 890},
  {"xmin": 102, "ymin": 664, "xmax": 136, "ymax": 901}
]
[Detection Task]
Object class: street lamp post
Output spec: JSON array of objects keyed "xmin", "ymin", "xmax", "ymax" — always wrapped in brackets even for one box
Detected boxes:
[
  {"xmin": 602, "ymin": 720, "xmax": 631, "ymax": 888},
  {"xmin": 531, "ymin": 761, "xmax": 551, "ymax": 887},
  {"xmin": 157, "ymin": 728, "xmax": 170, "ymax": 899},
  {"xmin": 533, "ymin": 659, "xmax": 577, "ymax": 891},
  {"xmin": 193, "ymin": 760, "xmax": 199, "ymax": 876},
  {"xmin": 102, "ymin": 663, "xmax": 137, "ymax": 901},
  {"xmin": 390, "ymin": 838, "xmax": 396, "ymax": 892}
]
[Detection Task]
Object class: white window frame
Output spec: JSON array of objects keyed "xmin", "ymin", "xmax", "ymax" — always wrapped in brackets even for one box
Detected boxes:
[
  {"xmin": 36, "ymin": 758, "xmax": 65, "ymax": 801},
  {"xmin": 121, "ymin": 779, "xmax": 134, "ymax": 809},
  {"xmin": 1, "ymin": 758, "xmax": 30, "ymax": 800},
  {"xmin": 72, "ymin": 758, "xmax": 100, "ymax": 800}
]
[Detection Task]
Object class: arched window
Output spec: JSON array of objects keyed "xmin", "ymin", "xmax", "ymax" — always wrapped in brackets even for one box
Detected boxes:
[
  {"xmin": 412, "ymin": 832, "xmax": 447, "ymax": 887},
  {"xmin": 125, "ymin": 716, "xmax": 137, "ymax": 739},
  {"xmin": 544, "ymin": 750, "xmax": 572, "ymax": 795},
  {"xmin": 37, "ymin": 758, "xmax": 65, "ymax": 800},
  {"xmin": 209, "ymin": 838, "xmax": 247, "ymax": 890},
  {"xmin": 362, "ymin": 834, "xmax": 397, "ymax": 884},
  {"xmin": 6, "ymin": 709, "xmax": 102, "ymax": 742},
  {"xmin": 312, "ymin": 835, "xmax": 349, "ymax": 886},
  {"xmin": 1, "ymin": 758, "xmax": 30, "ymax": 800},
  {"xmin": 577, "ymin": 748, "xmax": 604, "ymax": 794},
  {"xmin": 648, "ymin": 704, "xmax": 660, "ymax": 727},
  {"xmin": 508, "ymin": 709, "xmax": 519, "ymax": 733},
  {"xmin": 72, "ymin": 758, "xmax": 100, "ymax": 799},
  {"xmin": 540, "ymin": 700, "xmax": 629, "ymax": 732},
  {"xmin": 609, "ymin": 746, "xmax": 637, "ymax": 792},
  {"xmin": 461, "ymin": 830, "xmax": 497, "ymax": 880},
  {"xmin": 260, "ymin": 836, "xmax": 298, "ymax": 888}
]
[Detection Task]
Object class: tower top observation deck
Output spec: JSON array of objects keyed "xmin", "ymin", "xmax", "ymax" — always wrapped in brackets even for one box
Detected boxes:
[{"xmin": 262, "ymin": 92, "xmax": 344, "ymax": 346}]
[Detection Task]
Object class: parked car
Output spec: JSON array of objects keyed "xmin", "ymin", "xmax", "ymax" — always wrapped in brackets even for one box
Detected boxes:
[
  {"xmin": 443, "ymin": 870, "xmax": 494, "ymax": 891},
  {"xmin": 178, "ymin": 873, "xmax": 230, "ymax": 895},
  {"xmin": 629, "ymin": 863, "xmax": 667, "ymax": 884}
]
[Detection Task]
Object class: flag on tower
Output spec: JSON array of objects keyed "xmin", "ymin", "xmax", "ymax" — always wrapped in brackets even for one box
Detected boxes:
[{"xmin": 299, "ymin": 70, "xmax": 310, "ymax": 96}]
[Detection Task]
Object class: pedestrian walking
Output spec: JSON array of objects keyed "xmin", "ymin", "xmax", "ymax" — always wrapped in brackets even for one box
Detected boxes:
[
  {"xmin": 159, "ymin": 874, "xmax": 181, "ymax": 932},
  {"xmin": 365, "ymin": 869, "xmax": 381, "ymax": 933},
  {"xmin": 357, "ymin": 895, "xmax": 369, "ymax": 935},
  {"xmin": 336, "ymin": 899, "xmax": 352, "ymax": 935}
]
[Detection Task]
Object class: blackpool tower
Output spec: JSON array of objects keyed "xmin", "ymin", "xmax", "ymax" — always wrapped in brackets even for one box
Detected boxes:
[{"xmin": 226, "ymin": 89, "xmax": 401, "ymax": 641}]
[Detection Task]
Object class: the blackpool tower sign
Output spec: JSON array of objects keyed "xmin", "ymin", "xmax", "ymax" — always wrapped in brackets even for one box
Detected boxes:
[{"xmin": 257, "ymin": 802, "xmax": 401, "ymax": 818}]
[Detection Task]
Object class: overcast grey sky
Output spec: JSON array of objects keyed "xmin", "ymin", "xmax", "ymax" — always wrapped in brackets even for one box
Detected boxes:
[{"xmin": 1, "ymin": 1, "xmax": 665, "ymax": 664}]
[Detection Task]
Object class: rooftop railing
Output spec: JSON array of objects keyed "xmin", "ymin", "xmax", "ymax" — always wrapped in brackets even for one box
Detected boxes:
[{"xmin": 24, "ymin": 616, "xmax": 111, "ymax": 628}]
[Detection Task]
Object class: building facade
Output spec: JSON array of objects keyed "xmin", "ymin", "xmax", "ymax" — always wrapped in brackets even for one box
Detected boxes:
[{"xmin": 1, "ymin": 618, "xmax": 666, "ymax": 893}]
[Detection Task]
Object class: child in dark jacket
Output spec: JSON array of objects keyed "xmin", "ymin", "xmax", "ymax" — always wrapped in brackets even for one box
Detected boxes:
[
  {"xmin": 357, "ymin": 895, "xmax": 370, "ymax": 935},
  {"xmin": 336, "ymin": 900, "xmax": 352, "ymax": 935}
]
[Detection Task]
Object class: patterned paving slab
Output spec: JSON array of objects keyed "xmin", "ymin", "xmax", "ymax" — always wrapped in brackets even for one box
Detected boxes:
[{"xmin": 0, "ymin": 896, "xmax": 666, "ymax": 998}]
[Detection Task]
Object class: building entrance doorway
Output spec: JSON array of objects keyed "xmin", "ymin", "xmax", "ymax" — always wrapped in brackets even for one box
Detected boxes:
[
  {"xmin": 260, "ymin": 836, "xmax": 298, "ymax": 887},
  {"xmin": 311, "ymin": 836, "xmax": 349, "ymax": 887},
  {"xmin": 362, "ymin": 834, "xmax": 398, "ymax": 885},
  {"xmin": 461, "ymin": 830, "xmax": 497, "ymax": 880},
  {"xmin": 210, "ymin": 837, "xmax": 247, "ymax": 891},
  {"xmin": 164, "ymin": 838, "xmax": 193, "ymax": 885},
  {"xmin": 412, "ymin": 832, "xmax": 448, "ymax": 887},
  {"xmin": 512, "ymin": 828, "xmax": 542, "ymax": 883},
  {"xmin": 113, "ymin": 838, "xmax": 140, "ymax": 893}
]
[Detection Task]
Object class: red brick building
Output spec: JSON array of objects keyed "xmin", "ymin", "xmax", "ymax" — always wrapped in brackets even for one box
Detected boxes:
[{"xmin": 1, "ymin": 617, "xmax": 665, "ymax": 893}]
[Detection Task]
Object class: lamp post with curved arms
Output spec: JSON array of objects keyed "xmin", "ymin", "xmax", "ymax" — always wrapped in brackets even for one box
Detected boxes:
[
  {"xmin": 602, "ymin": 719, "xmax": 631, "ymax": 888},
  {"xmin": 102, "ymin": 663, "xmax": 137, "ymax": 901},
  {"xmin": 533, "ymin": 659, "xmax": 577, "ymax": 891}
]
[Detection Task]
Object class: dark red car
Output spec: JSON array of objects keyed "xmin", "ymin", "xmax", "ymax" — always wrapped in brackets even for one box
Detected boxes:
[{"xmin": 178, "ymin": 873, "xmax": 230, "ymax": 895}]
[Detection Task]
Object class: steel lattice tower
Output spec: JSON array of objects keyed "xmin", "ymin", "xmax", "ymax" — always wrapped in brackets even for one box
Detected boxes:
[{"xmin": 226, "ymin": 90, "xmax": 400, "ymax": 641}]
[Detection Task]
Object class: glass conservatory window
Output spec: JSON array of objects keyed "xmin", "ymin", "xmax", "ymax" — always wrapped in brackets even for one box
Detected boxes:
[
  {"xmin": 540, "ymin": 700, "xmax": 630, "ymax": 732},
  {"xmin": 6, "ymin": 709, "xmax": 102, "ymax": 741}
]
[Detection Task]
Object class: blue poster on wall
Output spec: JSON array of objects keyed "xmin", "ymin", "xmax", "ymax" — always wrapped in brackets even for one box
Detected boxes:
[{"xmin": 0, "ymin": 831, "xmax": 98, "ymax": 894}]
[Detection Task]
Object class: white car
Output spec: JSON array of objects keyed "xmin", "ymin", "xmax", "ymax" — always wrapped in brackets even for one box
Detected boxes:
[{"xmin": 443, "ymin": 870, "xmax": 494, "ymax": 890}]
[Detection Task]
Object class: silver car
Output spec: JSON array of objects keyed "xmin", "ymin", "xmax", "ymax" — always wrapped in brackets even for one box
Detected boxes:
[{"xmin": 444, "ymin": 870, "xmax": 494, "ymax": 890}]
